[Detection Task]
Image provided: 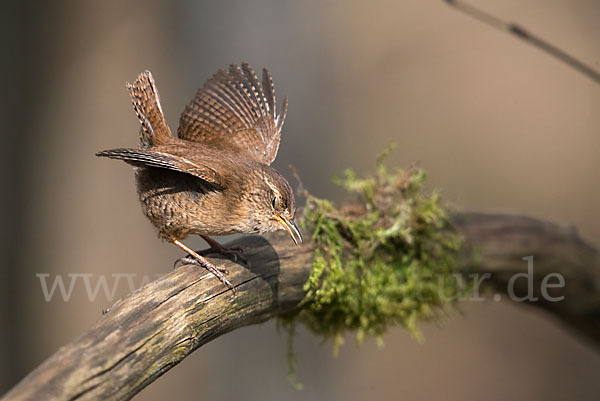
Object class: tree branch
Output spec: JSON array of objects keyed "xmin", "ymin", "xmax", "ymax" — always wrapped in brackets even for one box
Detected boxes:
[
  {"xmin": 3, "ymin": 212, "xmax": 599, "ymax": 401},
  {"xmin": 454, "ymin": 213, "xmax": 600, "ymax": 345}
]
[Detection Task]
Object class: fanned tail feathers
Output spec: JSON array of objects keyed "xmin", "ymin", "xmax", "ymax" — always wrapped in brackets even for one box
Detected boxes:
[{"xmin": 127, "ymin": 71, "xmax": 173, "ymax": 148}]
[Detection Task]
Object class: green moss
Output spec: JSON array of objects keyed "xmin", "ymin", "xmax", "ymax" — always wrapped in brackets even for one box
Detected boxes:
[
  {"xmin": 281, "ymin": 145, "xmax": 467, "ymax": 386},
  {"xmin": 292, "ymin": 144, "xmax": 464, "ymax": 340}
]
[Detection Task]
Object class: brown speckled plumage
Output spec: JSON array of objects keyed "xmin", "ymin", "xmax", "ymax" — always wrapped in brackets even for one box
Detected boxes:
[{"xmin": 97, "ymin": 63, "xmax": 301, "ymax": 291}]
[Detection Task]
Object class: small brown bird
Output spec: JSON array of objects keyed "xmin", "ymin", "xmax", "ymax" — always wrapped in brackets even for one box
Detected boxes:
[{"xmin": 97, "ymin": 63, "xmax": 302, "ymax": 291}]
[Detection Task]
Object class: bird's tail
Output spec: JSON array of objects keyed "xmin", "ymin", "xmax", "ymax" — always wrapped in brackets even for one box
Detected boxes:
[{"xmin": 127, "ymin": 71, "xmax": 173, "ymax": 148}]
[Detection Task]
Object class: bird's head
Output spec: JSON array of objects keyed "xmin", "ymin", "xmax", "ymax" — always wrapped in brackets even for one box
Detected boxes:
[{"xmin": 247, "ymin": 165, "xmax": 302, "ymax": 246}]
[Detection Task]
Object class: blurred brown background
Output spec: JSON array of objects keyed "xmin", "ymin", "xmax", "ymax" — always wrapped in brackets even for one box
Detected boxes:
[{"xmin": 1, "ymin": 0, "xmax": 599, "ymax": 400}]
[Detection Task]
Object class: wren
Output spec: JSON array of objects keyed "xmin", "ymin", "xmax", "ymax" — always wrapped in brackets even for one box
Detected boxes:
[{"xmin": 97, "ymin": 63, "xmax": 302, "ymax": 292}]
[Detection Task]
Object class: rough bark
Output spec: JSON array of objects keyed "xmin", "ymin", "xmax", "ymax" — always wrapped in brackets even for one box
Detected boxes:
[{"xmin": 3, "ymin": 212, "xmax": 599, "ymax": 401}]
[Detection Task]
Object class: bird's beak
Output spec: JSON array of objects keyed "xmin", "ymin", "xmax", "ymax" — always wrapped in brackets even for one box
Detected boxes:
[{"xmin": 274, "ymin": 213, "xmax": 303, "ymax": 246}]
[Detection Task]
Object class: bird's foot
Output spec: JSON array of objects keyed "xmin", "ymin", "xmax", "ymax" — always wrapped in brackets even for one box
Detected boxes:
[
  {"xmin": 171, "ymin": 239, "xmax": 236, "ymax": 294},
  {"xmin": 200, "ymin": 245, "xmax": 249, "ymax": 266},
  {"xmin": 199, "ymin": 235, "xmax": 250, "ymax": 266},
  {"xmin": 173, "ymin": 255, "xmax": 234, "ymax": 293},
  {"xmin": 174, "ymin": 255, "xmax": 228, "ymax": 273}
]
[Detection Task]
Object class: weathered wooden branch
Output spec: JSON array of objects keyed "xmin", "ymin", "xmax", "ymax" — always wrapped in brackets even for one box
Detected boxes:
[
  {"xmin": 454, "ymin": 213, "xmax": 600, "ymax": 345},
  {"xmin": 3, "ymin": 212, "xmax": 599, "ymax": 401}
]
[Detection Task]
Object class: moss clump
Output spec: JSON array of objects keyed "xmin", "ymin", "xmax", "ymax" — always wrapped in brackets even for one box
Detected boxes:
[{"xmin": 291, "ymin": 146, "xmax": 465, "ymax": 352}]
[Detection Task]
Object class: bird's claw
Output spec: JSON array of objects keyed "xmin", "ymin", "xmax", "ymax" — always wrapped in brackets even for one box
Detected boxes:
[
  {"xmin": 200, "ymin": 246, "xmax": 249, "ymax": 266},
  {"xmin": 174, "ymin": 255, "xmax": 228, "ymax": 274},
  {"xmin": 173, "ymin": 255, "xmax": 235, "ymax": 294}
]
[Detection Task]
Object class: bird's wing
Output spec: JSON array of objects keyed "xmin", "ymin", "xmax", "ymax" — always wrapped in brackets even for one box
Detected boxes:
[
  {"xmin": 177, "ymin": 63, "xmax": 287, "ymax": 165},
  {"xmin": 127, "ymin": 71, "xmax": 173, "ymax": 148},
  {"xmin": 96, "ymin": 148, "xmax": 223, "ymax": 188}
]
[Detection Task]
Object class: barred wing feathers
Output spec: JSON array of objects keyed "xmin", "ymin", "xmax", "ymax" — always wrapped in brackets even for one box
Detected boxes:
[{"xmin": 177, "ymin": 63, "xmax": 287, "ymax": 165}]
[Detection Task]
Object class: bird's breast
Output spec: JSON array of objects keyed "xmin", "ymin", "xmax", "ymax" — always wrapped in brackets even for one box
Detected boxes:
[{"xmin": 134, "ymin": 167, "xmax": 253, "ymax": 239}]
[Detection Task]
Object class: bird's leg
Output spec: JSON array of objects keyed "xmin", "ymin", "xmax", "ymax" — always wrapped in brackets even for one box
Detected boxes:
[
  {"xmin": 172, "ymin": 239, "xmax": 235, "ymax": 293},
  {"xmin": 173, "ymin": 254, "xmax": 229, "ymax": 273},
  {"xmin": 198, "ymin": 235, "xmax": 249, "ymax": 266}
]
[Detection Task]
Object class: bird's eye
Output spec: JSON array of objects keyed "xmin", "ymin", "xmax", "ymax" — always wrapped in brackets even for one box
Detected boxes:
[{"xmin": 272, "ymin": 196, "xmax": 279, "ymax": 210}]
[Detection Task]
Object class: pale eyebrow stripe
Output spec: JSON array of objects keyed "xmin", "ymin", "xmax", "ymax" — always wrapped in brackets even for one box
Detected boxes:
[{"xmin": 263, "ymin": 176, "xmax": 281, "ymax": 198}]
